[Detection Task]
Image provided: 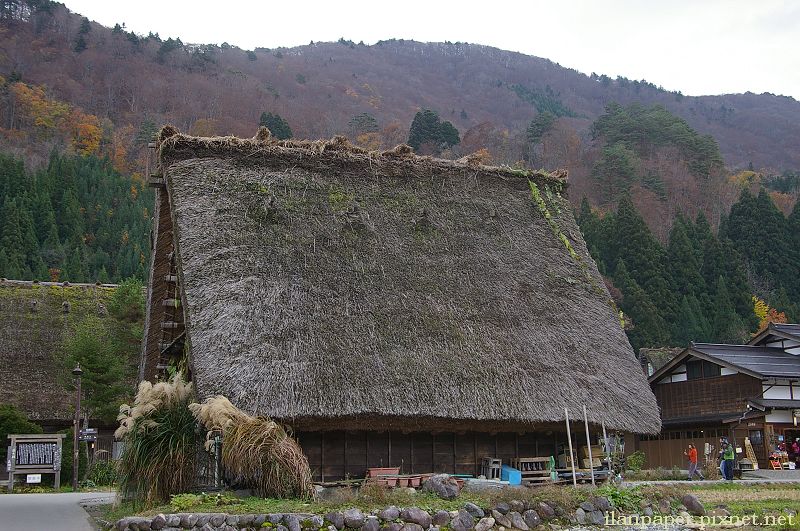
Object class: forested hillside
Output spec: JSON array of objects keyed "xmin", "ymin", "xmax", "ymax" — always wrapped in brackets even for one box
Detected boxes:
[
  {"xmin": 0, "ymin": 0, "xmax": 798, "ymax": 349},
  {"xmin": 0, "ymin": 152, "xmax": 151, "ymax": 282}
]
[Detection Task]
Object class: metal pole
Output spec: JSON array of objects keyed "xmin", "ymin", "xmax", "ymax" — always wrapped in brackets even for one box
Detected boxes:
[
  {"xmin": 564, "ymin": 407, "xmax": 577, "ymax": 486},
  {"xmin": 583, "ymin": 405, "xmax": 595, "ymax": 486},
  {"xmin": 72, "ymin": 371, "xmax": 82, "ymax": 490}
]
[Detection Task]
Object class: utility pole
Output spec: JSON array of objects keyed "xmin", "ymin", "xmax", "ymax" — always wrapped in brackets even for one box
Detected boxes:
[{"xmin": 72, "ymin": 364, "xmax": 83, "ymax": 491}]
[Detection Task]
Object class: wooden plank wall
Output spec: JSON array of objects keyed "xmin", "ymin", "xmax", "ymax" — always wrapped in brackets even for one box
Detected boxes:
[
  {"xmin": 298, "ymin": 430, "xmax": 561, "ymax": 481},
  {"xmin": 652, "ymin": 374, "xmax": 762, "ymax": 421}
]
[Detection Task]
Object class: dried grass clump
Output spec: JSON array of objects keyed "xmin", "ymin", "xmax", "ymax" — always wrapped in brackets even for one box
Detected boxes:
[
  {"xmin": 190, "ymin": 395, "xmax": 313, "ymax": 499},
  {"xmin": 115, "ymin": 373, "xmax": 198, "ymax": 506},
  {"xmin": 115, "ymin": 373, "xmax": 193, "ymax": 439}
]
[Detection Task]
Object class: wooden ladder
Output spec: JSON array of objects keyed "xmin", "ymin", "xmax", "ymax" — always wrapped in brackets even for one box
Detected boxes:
[{"xmin": 744, "ymin": 437, "xmax": 760, "ymax": 470}]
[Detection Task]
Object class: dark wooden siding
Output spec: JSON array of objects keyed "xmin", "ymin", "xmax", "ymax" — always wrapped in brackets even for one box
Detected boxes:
[
  {"xmin": 297, "ymin": 430, "xmax": 569, "ymax": 482},
  {"xmin": 653, "ymin": 373, "xmax": 762, "ymax": 421},
  {"xmin": 140, "ymin": 186, "xmax": 174, "ymax": 381}
]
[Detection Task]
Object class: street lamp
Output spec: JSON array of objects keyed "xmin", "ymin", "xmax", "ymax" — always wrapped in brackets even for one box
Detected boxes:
[{"xmin": 72, "ymin": 363, "xmax": 83, "ymax": 491}]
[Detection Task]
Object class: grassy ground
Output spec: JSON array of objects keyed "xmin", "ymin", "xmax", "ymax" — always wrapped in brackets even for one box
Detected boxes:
[
  {"xmin": 97, "ymin": 482, "xmax": 800, "ymax": 527},
  {"xmin": 690, "ymin": 482, "xmax": 800, "ymax": 516}
]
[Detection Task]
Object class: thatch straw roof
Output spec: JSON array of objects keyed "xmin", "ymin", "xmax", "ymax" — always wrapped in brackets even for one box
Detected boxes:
[
  {"xmin": 0, "ymin": 280, "xmax": 116, "ymax": 422},
  {"xmin": 156, "ymin": 128, "xmax": 660, "ymax": 434}
]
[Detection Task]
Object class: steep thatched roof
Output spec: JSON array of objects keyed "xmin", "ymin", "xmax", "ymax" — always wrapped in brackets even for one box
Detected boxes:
[
  {"xmin": 156, "ymin": 129, "xmax": 661, "ymax": 434},
  {"xmin": 0, "ymin": 280, "xmax": 115, "ymax": 422}
]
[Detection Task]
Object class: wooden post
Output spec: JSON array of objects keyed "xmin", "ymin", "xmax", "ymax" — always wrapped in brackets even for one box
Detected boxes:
[
  {"xmin": 72, "ymin": 372, "xmax": 82, "ymax": 490},
  {"xmin": 564, "ymin": 408, "xmax": 577, "ymax": 487},
  {"xmin": 602, "ymin": 420, "xmax": 610, "ymax": 476},
  {"xmin": 583, "ymin": 405, "xmax": 595, "ymax": 486}
]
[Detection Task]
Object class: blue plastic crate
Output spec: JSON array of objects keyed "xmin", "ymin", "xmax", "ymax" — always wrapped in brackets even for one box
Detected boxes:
[{"xmin": 500, "ymin": 465, "xmax": 521, "ymax": 485}]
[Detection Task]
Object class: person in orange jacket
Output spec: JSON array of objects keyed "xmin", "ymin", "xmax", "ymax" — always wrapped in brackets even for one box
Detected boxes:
[{"xmin": 684, "ymin": 443, "xmax": 704, "ymax": 480}]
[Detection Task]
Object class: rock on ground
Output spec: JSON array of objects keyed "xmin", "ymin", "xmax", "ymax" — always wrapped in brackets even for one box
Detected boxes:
[{"xmin": 421, "ymin": 474, "xmax": 461, "ymax": 500}]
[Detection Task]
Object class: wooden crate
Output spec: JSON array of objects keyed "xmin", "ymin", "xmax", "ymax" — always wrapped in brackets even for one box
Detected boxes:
[{"xmin": 509, "ymin": 457, "xmax": 553, "ymax": 484}]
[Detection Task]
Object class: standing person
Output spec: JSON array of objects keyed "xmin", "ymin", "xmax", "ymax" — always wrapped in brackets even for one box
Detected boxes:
[
  {"xmin": 723, "ymin": 440, "xmax": 735, "ymax": 480},
  {"xmin": 684, "ymin": 443, "xmax": 704, "ymax": 480}
]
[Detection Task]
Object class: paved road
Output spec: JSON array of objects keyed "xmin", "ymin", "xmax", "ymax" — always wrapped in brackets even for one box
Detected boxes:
[{"xmin": 0, "ymin": 491, "xmax": 115, "ymax": 530}]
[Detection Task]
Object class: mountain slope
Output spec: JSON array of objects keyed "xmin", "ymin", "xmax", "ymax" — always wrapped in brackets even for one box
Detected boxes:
[{"xmin": 1, "ymin": 2, "xmax": 798, "ymax": 174}]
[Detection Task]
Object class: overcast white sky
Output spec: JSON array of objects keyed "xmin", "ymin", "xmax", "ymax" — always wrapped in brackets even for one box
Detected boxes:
[{"xmin": 64, "ymin": 0, "xmax": 799, "ymax": 100}]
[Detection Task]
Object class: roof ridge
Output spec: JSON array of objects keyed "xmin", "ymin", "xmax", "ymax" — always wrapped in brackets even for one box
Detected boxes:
[{"xmin": 156, "ymin": 127, "xmax": 569, "ymax": 188}]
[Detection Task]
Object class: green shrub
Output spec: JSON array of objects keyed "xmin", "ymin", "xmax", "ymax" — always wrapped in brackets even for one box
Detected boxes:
[
  {"xmin": 87, "ymin": 459, "xmax": 119, "ymax": 486},
  {"xmin": 170, "ymin": 493, "xmax": 202, "ymax": 511},
  {"xmin": 0, "ymin": 404, "xmax": 43, "ymax": 462},
  {"xmin": 626, "ymin": 450, "xmax": 646, "ymax": 472},
  {"xmin": 596, "ymin": 484, "xmax": 643, "ymax": 512}
]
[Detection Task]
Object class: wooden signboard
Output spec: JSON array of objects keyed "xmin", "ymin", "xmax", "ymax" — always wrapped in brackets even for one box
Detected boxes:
[{"xmin": 6, "ymin": 433, "xmax": 65, "ymax": 492}]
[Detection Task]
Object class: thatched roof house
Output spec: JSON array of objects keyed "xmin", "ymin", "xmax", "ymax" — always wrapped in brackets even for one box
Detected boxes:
[
  {"xmin": 0, "ymin": 280, "xmax": 116, "ymax": 425},
  {"xmin": 143, "ymin": 127, "xmax": 659, "ymax": 478}
]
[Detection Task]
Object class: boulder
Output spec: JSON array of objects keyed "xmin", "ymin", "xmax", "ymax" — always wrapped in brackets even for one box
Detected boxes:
[
  {"xmin": 326, "ymin": 512, "xmax": 346, "ymax": 530},
  {"xmin": 451, "ymin": 510, "xmax": 476, "ymax": 531},
  {"xmin": 579, "ymin": 501, "xmax": 596, "ymax": 513},
  {"xmin": 269, "ymin": 514, "xmax": 285, "ymax": 524},
  {"xmin": 464, "ymin": 502, "xmax": 485, "ymax": 519},
  {"xmin": 592, "ymin": 496, "xmax": 611, "ymax": 513},
  {"xmin": 494, "ymin": 502, "xmax": 511, "ymax": 515},
  {"xmin": 383, "ymin": 524, "xmax": 403, "ymax": 531},
  {"xmin": 589, "ymin": 511, "xmax": 606, "ymax": 525},
  {"xmin": 475, "ymin": 517, "xmax": 495, "ymax": 531},
  {"xmin": 658, "ymin": 499, "xmax": 671, "ymax": 514},
  {"xmin": 306, "ymin": 515, "xmax": 326, "ymax": 528},
  {"xmin": 574, "ymin": 508, "xmax": 586, "ymax": 525},
  {"xmin": 509, "ymin": 500, "xmax": 525, "ymax": 514},
  {"xmin": 150, "ymin": 514, "xmax": 166, "ymax": 530},
  {"xmin": 492, "ymin": 510, "xmax": 512, "ymax": 528},
  {"xmin": 643, "ymin": 507, "xmax": 654, "ymax": 517},
  {"xmin": 400, "ymin": 524, "xmax": 424, "ymax": 531},
  {"xmin": 284, "ymin": 515, "xmax": 301, "ymax": 531},
  {"xmin": 379, "ymin": 507, "xmax": 400, "ymax": 521},
  {"xmin": 210, "ymin": 513, "xmax": 227, "ymax": 527},
  {"xmin": 363, "ymin": 517, "xmax": 381, "ymax": 531},
  {"xmin": 708, "ymin": 507, "xmax": 730, "ymax": 518},
  {"xmin": 195, "ymin": 514, "xmax": 211, "ymax": 527},
  {"xmin": 253, "ymin": 515, "xmax": 267, "ymax": 527},
  {"xmin": 681, "ymin": 494, "xmax": 706, "ymax": 516},
  {"xmin": 523, "ymin": 510, "xmax": 541, "ymax": 528},
  {"xmin": 344, "ymin": 508, "xmax": 367, "ymax": 528},
  {"xmin": 432, "ymin": 510, "xmax": 451, "ymax": 526},
  {"xmin": 537, "ymin": 503, "xmax": 555, "ymax": 520},
  {"xmin": 422, "ymin": 474, "xmax": 461, "ymax": 500},
  {"xmin": 400, "ymin": 508, "xmax": 432, "ymax": 528},
  {"xmin": 508, "ymin": 511, "xmax": 529, "ymax": 530}
]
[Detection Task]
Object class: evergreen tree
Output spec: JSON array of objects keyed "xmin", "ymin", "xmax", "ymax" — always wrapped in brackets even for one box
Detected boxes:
[
  {"xmin": 407, "ymin": 110, "xmax": 460, "ymax": 153},
  {"xmin": 672, "ymin": 295, "xmax": 711, "ymax": 346},
  {"xmin": 348, "ymin": 112, "xmax": 379, "ymax": 137},
  {"xmin": 591, "ymin": 142, "xmax": 640, "ymax": 204},
  {"xmin": 722, "ymin": 188, "xmax": 796, "ymax": 298},
  {"xmin": 614, "ymin": 260, "xmax": 670, "ymax": 350},
  {"xmin": 259, "ymin": 112, "xmax": 292, "ymax": 139},
  {"xmin": 710, "ymin": 277, "xmax": 748, "ymax": 343},
  {"xmin": 526, "ymin": 111, "xmax": 557, "ymax": 145},
  {"xmin": 612, "ymin": 196, "xmax": 676, "ymax": 321},
  {"xmin": 667, "ymin": 218, "xmax": 706, "ymax": 299}
]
